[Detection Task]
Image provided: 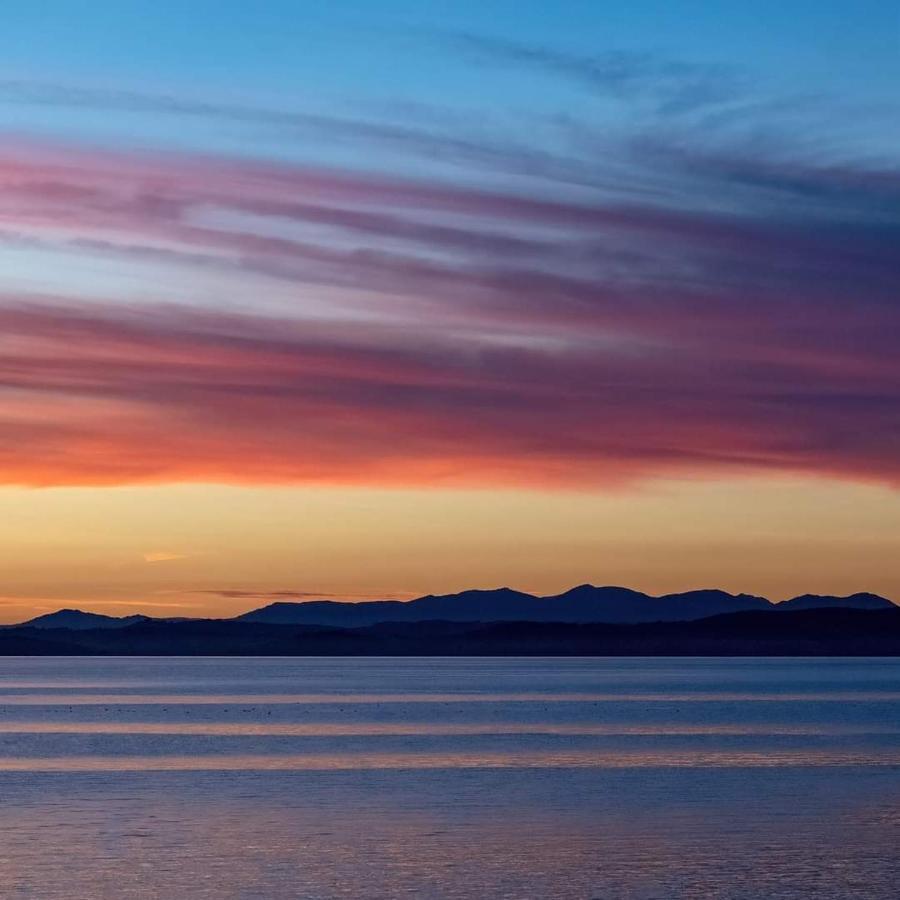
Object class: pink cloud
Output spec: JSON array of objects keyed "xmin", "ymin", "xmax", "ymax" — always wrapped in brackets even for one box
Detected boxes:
[{"xmin": 0, "ymin": 138, "xmax": 896, "ymax": 489}]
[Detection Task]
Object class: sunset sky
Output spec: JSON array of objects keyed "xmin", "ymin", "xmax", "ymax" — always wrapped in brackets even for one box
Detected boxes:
[{"xmin": 1, "ymin": 1, "xmax": 898, "ymax": 621}]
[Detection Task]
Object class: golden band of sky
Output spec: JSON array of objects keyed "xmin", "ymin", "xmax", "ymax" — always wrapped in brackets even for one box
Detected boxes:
[{"xmin": 1, "ymin": 474, "xmax": 897, "ymax": 622}]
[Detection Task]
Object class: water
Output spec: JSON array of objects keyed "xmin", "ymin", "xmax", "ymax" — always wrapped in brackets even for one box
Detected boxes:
[{"xmin": 0, "ymin": 657, "xmax": 896, "ymax": 898}]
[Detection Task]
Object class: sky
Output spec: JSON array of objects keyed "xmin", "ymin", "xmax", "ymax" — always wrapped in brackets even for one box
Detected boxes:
[{"xmin": 0, "ymin": 1, "xmax": 898, "ymax": 621}]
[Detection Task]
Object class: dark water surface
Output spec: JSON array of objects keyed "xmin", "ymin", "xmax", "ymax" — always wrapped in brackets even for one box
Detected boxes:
[{"xmin": 0, "ymin": 657, "xmax": 897, "ymax": 898}]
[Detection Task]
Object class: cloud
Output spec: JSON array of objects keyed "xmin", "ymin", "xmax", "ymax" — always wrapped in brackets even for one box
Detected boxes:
[
  {"xmin": 0, "ymin": 284, "xmax": 896, "ymax": 489},
  {"xmin": 0, "ymin": 51, "xmax": 897, "ymax": 493},
  {"xmin": 143, "ymin": 552, "xmax": 188, "ymax": 563},
  {"xmin": 450, "ymin": 34, "xmax": 745, "ymax": 114},
  {"xmin": 194, "ymin": 589, "xmax": 415, "ymax": 602},
  {"xmin": 0, "ymin": 79, "xmax": 632, "ymax": 193},
  {"xmin": 198, "ymin": 590, "xmax": 336, "ymax": 599},
  {"xmin": 74, "ymin": 600, "xmax": 203, "ymax": 609}
]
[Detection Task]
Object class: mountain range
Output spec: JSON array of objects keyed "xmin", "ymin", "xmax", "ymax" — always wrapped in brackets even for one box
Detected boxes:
[
  {"xmin": 235, "ymin": 586, "xmax": 895, "ymax": 626},
  {"xmin": 13, "ymin": 586, "xmax": 896, "ymax": 630},
  {"xmin": 2, "ymin": 608, "xmax": 900, "ymax": 657}
]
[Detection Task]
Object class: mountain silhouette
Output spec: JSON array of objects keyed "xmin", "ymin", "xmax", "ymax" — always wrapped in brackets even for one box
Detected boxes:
[
  {"xmin": 538, "ymin": 586, "xmax": 770, "ymax": 623},
  {"xmin": 234, "ymin": 584, "xmax": 893, "ymax": 627},
  {"xmin": 11, "ymin": 586, "xmax": 897, "ymax": 631},
  {"xmin": 20, "ymin": 609, "xmax": 151, "ymax": 630},
  {"xmin": 776, "ymin": 592, "xmax": 895, "ymax": 611},
  {"xmin": 396, "ymin": 587, "xmax": 543, "ymax": 621},
  {"xmin": 236, "ymin": 599, "xmax": 409, "ymax": 627},
  {"xmin": 236, "ymin": 588, "xmax": 542, "ymax": 626},
  {"xmin": 3, "ymin": 607, "xmax": 900, "ymax": 656}
]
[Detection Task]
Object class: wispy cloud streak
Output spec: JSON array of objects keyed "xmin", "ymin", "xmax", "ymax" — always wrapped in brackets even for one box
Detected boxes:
[{"xmin": 451, "ymin": 35, "xmax": 745, "ymax": 114}]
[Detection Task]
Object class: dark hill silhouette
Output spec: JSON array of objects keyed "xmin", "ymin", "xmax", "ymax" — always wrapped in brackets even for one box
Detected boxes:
[
  {"xmin": 9, "ymin": 586, "xmax": 897, "ymax": 632},
  {"xmin": 237, "ymin": 599, "xmax": 409, "ymax": 627},
  {"xmin": 3, "ymin": 607, "xmax": 900, "ymax": 656},
  {"xmin": 20, "ymin": 609, "xmax": 151, "ymax": 630},
  {"xmin": 660, "ymin": 589, "xmax": 771, "ymax": 617},
  {"xmin": 0, "ymin": 630, "xmax": 86, "ymax": 654},
  {"xmin": 236, "ymin": 584, "xmax": 858, "ymax": 626},
  {"xmin": 776, "ymin": 592, "xmax": 895, "ymax": 611},
  {"xmin": 539, "ymin": 585, "xmax": 770, "ymax": 623},
  {"xmin": 396, "ymin": 587, "xmax": 543, "ymax": 620},
  {"xmin": 237, "ymin": 588, "xmax": 543, "ymax": 626}
]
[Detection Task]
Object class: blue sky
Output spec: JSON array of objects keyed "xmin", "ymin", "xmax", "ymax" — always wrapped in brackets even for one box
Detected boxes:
[{"xmin": 2, "ymin": 1, "xmax": 898, "ymax": 163}]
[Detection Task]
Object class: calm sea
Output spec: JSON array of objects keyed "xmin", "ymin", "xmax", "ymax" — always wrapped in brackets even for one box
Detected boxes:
[{"xmin": 0, "ymin": 657, "xmax": 897, "ymax": 898}]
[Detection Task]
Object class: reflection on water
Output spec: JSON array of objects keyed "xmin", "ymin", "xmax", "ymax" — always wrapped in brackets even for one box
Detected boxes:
[
  {"xmin": 2, "ymin": 721, "xmax": 897, "ymax": 735},
  {"xmin": 2, "ymin": 690, "xmax": 899, "ymax": 703},
  {"xmin": 0, "ymin": 657, "xmax": 896, "ymax": 898},
  {"xmin": 1, "ymin": 748, "xmax": 900, "ymax": 771}
]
